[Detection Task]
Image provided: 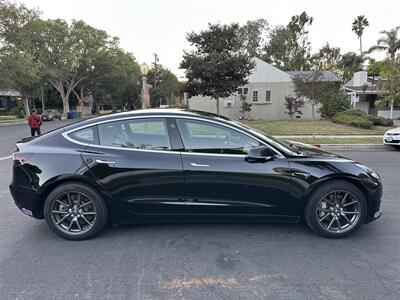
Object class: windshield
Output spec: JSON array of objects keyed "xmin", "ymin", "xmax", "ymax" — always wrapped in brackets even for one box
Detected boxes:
[{"xmin": 229, "ymin": 120, "xmax": 303, "ymax": 155}]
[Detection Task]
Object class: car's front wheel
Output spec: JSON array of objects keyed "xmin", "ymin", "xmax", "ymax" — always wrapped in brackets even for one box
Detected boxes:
[
  {"xmin": 305, "ymin": 180, "xmax": 367, "ymax": 238},
  {"xmin": 44, "ymin": 182, "xmax": 108, "ymax": 240}
]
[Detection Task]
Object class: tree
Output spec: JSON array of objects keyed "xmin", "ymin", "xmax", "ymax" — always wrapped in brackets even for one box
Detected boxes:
[
  {"xmin": 24, "ymin": 19, "xmax": 112, "ymax": 114},
  {"xmin": 311, "ymin": 43, "xmax": 341, "ymax": 71},
  {"xmin": 378, "ymin": 58, "xmax": 400, "ymax": 107},
  {"xmin": 367, "ymin": 59, "xmax": 387, "ymax": 76},
  {"xmin": 292, "ymin": 70, "xmax": 339, "ymax": 120},
  {"xmin": 284, "ymin": 95, "xmax": 305, "ymax": 119},
  {"xmin": 352, "ymin": 15, "xmax": 369, "ymax": 55},
  {"xmin": 263, "ymin": 12, "xmax": 313, "ymax": 70},
  {"xmin": 238, "ymin": 19, "xmax": 269, "ymax": 57},
  {"xmin": 0, "ymin": 1, "xmax": 41, "ymax": 115},
  {"xmin": 147, "ymin": 64, "xmax": 182, "ymax": 107},
  {"xmin": 368, "ymin": 27, "xmax": 400, "ymax": 60},
  {"xmin": 337, "ymin": 52, "xmax": 366, "ymax": 82},
  {"xmin": 180, "ymin": 23, "xmax": 253, "ymax": 115},
  {"xmin": 286, "ymin": 12, "xmax": 314, "ymax": 70}
]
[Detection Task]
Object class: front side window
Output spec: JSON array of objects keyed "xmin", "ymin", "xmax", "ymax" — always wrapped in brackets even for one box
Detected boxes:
[
  {"xmin": 176, "ymin": 119, "xmax": 262, "ymax": 155},
  {"xmin": 98, "ymin": 118, "xmax": 171, "ymax": 151}
]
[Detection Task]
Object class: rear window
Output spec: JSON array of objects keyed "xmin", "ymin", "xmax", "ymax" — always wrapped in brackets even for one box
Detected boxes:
[{"xmin": 68, "ymin": 127, "xmax": 96, "ymax": 143}]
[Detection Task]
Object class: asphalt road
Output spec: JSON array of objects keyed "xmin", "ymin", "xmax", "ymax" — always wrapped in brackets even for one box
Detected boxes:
[{"xmin": 0, "ymin": 122, "xmax": 399, "ymax": 299}]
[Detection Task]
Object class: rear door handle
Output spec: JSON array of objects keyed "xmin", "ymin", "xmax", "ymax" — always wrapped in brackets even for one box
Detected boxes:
[
  {"xmin": 190, "ymin": 162, "xmax": 210, "ymax": 167},
  {"xmin": 95, "ymin": 159, "xmax": 116, "ymax": 166}
]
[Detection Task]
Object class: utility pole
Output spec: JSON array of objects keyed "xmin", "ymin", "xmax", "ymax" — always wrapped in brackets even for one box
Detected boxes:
[{"xmin": 153, "ymin": 53, "xmax": 159, "ymax": 88}]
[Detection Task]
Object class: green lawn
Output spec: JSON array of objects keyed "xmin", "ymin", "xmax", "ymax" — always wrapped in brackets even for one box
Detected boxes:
[
  {"xmin": 285, "ymin": 137, "xmax": 382, "ymax": 145},
  {"xmin": 241, "ymin": 120, "xmax": 391, "ymax": 136}
]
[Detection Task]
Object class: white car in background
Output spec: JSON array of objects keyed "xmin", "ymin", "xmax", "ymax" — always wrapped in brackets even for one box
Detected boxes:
[{"xmin": 383, "ymin": 127, "xmax": 400, "ymax": 149}]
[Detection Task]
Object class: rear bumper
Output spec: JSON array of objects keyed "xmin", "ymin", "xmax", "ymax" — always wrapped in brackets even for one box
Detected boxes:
[{"xmin": 9, "ymin": 183, "xmax": 43, "ymax": 219}]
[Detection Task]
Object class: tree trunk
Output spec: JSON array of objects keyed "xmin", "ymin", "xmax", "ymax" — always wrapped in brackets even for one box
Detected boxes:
[
  {"xmin": 24, "ymin": 98, "xmax": 30, "ymax": 117},
  {"xmin": 216, "ymin": 98, "xmax": 220, "ymax": 116},
  {"xmin": 359, "ymin": 37, "xmax": 363, "ymax": 56},
  {"xmin": 73, "ymin": 87, "xmax": 85, "ymax": 113}
]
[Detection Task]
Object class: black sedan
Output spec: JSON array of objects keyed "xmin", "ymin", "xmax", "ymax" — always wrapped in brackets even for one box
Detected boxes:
[{"xmin": 10, "ymin": 109, "xmax": 383, "ymax": 240}]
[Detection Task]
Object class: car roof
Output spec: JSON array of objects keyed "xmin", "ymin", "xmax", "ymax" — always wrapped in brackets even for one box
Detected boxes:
[{"xmin": 64, "ymin": 109, "xmax": 231, "ymax": 131}]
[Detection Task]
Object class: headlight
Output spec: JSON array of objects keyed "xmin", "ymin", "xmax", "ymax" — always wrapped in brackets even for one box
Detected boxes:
[{"xmin": 355, "ymin": 163, "xmax": 380, "ymax": 181}]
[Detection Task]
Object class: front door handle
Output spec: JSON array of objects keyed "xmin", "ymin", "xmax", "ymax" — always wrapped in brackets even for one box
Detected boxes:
[
  {"xmin": 190, "ymin": 162, "xmax": 210, "ymax": 167},
  {"xmin": 95, "ymin": 159, "xmax": 116, "ymax": 166}
]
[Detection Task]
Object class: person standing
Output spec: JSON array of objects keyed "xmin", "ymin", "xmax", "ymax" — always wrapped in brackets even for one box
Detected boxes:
[{"xmin": 28, "ymin": 110, "xmax": 42, "ymax": 136}]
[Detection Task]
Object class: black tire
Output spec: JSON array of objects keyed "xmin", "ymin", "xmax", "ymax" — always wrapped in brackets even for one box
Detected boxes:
[
  {"xmin": 305, "ymin": 180, "xmax": 367, "ymax": 238},
  {"xmin": 44, "ymin": 182, "xmax": 108, "ymax": 240}
]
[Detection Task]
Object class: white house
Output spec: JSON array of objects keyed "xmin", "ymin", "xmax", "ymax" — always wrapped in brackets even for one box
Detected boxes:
[
  {"xmin": 343, "ymin": 71, "xmax": 399, "ymax": 119},
  {"xmin": 188, "ymin": 57, "xmax": 340, "ymax": 120}
]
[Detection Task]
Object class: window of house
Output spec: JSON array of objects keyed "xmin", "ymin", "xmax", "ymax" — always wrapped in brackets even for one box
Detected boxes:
[
  {"xmin": 243, "ymin": 88, "xmax": 248, "ymax": 95},
  {"xmin": 265, "ymin": 90, "xmax": 271, "ymax": 102},
  {"xmin": 224, "ymin": 98, "xmax": 234, "ymax": 108},
  {"xmin": 252, "ymin": 91, "xmax": 258, "ymax": 102},
  {"xmin": 237, "ymin": 88, "xmax": 242, "ymax": 95},
  {"xmin": 176, "ymin": 119, "xmax": 262, "ymax": 155},
  {"xmin": 98, "ymin": 118, "xmax": 171, "ymax": 151}
]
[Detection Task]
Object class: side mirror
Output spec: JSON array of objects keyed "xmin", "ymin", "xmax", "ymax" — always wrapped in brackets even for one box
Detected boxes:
[{"xmin": 245, "ymin": 146, "xmax": 276, "ymax": 163}]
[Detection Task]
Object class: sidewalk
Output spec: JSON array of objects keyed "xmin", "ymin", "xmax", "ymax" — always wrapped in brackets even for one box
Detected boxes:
[{"xmin": 274, "ymin": 135, "xmax": 383, "ymax": 138}]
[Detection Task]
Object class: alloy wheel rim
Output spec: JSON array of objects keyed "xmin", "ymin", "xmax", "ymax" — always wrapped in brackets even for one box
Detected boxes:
[
  {"xmin": 316, "ymin": 190, "xmax": 361, "ymax": 234},
  {"xmin": 50, "ymin": 191, "xmax": 97, "ymax": 235}
]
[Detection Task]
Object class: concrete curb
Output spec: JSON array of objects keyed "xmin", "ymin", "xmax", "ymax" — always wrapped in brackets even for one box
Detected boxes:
[
  {"xmin": 319, "ymin": 144, "xmax": 391, "ymax": 151},
  {"xmin": 0, "ymin": 120, "xmax": 26, "ymax": 126}
]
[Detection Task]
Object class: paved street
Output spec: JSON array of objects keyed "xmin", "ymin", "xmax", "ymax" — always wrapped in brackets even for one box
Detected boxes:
[{"xmin": 0, "ymin": 122, "xmax": 399, "ymax": 299}]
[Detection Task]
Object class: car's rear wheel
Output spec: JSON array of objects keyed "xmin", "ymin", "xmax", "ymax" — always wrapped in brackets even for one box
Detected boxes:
[
  {"xmin": 305, "ymin": 180, "xmax": 367, "ymax": 238},
  {"xmin": 44, "ymin": 182, "xmax": 108, "ymax": 240}
]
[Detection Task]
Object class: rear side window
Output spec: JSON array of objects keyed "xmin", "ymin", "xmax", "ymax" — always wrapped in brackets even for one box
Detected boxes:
[
  {"xmin": 98, "ymin": 118, "xmax": 171, "ymax": 151},
  {"xmin": 68, "ymin": 126, "xmax": 97, "ymax": 144}
]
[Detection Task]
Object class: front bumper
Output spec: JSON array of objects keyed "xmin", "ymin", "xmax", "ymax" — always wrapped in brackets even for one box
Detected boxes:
[
  {"xmin": 9, "ymin": 183, "xmax": 43, "ymax": 219},
  {"xmin": 365, "ymin": 182, "xmax": 383, "ymax": 223},
  {"xmin": 383, "ymin": 135, "xmax": 400, "ymax": 145}
]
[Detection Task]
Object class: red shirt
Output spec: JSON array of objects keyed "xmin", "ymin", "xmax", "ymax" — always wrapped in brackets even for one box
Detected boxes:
[{"xmin": 28, "ymin": 113, "xmax": 42, "ymax": 128}]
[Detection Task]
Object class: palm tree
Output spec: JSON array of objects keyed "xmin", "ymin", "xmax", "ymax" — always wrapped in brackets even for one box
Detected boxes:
[
  {"xmin": 368, "ymin": 27, "xmax": 400, "ymax": 60},
  {"xmin": 352, "ymin": 15, "xmax": 370, "ymax": 55}
]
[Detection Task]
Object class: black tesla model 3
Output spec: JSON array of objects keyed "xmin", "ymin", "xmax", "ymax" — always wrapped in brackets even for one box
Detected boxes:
[{"xmin": 9, "ymin": 109, "xmax": 383, "ymax": 240}]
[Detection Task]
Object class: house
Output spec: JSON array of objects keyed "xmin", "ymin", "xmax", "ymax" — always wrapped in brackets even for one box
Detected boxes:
[
  {"xmin": 188, "ymin": 57, "xmax": 341, "ymax": 120},
  {"xmin": 343, "ymin": 71, "xmax": 398, "ymax": 119},
  {"xmin": 0, "ymin": 90, "xmax": 22, "ymax": 112}
]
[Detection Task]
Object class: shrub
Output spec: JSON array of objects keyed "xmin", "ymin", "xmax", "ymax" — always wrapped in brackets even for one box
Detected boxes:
[
  {"xmin": 366, "ymin": 115, "xmax": 393, "ymax": 126},
  {"xmin": 319, "ymin": 92, "xmax": 351, "ymax": 119},
  {"xmin": 9, "ymin": 107, "xmax": 25, "ymax": 119},
  {"xmin": 333, "ymin": 113, "xmax": 373, "ymax": 128},
  {"xmin": 333, "ymin": 108, "xmax": 393, "ymax": 128}
]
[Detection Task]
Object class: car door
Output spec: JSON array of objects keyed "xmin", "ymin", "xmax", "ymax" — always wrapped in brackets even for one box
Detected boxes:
[
  {"xmin": 175, "ymin": 118, "xmax": 297, "ymax": 220},
  {"xmin": 77, "ymin": 117, "xmax": 186, "ymax": 220}
]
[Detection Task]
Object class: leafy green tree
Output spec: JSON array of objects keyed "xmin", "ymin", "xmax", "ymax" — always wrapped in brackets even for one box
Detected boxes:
[
  {"xmin": 239, "ymin": 19, "xmax": 269, "ymax": 57},
  {"xmin": 87, "ymin": 47, "xmax": 141, "ymax": 113},
  {"xmin": 180, "ymin": 23, "xmax": 253, "ymax": 115},
  {"xmin": 318, "ymin": 90, "xmax": 350, "ymax": 118},
  {"xmin": 367, "ymin": 59, "xmax": 387, "ymax": 76},
  {"xmin": 147, "ymin": 64, "xmax": 182, "ymax": 107},
  {"xmin": 292, "ymin": 71, "xmax": 339, "ymax": 120},
  {"xmin": 378, "ymin": 58, "xmax": 400, "ymax": 106},
  {"xmin": 262, "ymin": 25, "xmax": 290, "ymax": 68},
  {"xmin": 368, "ymin": 27, "xmax": 400, "ymax": 60},
  {"xmin": 311, "ymin": 43, "xmax": 341, "ymax": 72},
  {"xmin": 337, "ymin": 52, "xmax": 366, "ymax": 82},
  {"xmin": 263, "ymin": 12, "xmax": 313, "ymax": 70},
  {"xmin": 352, "ymin": 15, "xmax": 369, "ymax": 55}
]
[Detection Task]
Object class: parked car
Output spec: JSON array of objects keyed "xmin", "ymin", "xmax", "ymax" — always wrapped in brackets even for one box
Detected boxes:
[
  {"xmin": 9, "ymin": 109, "xmax": 383, "ymax": 240},
  {"xmin": 41, "ymin": 109, "xmax": 61, "ymax": 121},
  {"xmin": 383, "ymin": 127, "xmax": 400, "ymax": 149}
]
